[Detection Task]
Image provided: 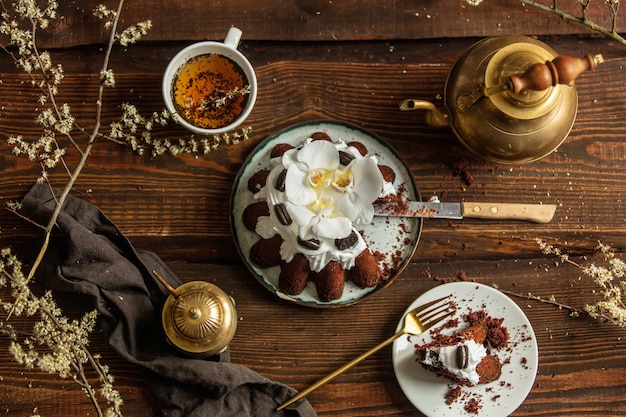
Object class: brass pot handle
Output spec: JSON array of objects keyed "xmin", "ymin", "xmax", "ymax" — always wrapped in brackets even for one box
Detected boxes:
[
  {"xmin": 454, "ymin": 53, "xmax": 604, "ymax": 112},
  {"xmin": 509, "ymin": 54, "xmax": 604, "ymax": 93}
]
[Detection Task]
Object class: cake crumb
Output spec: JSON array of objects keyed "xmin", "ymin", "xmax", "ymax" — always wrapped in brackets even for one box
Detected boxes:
[
  {"xmin": 464, "ymin": 397, "xmax": 482, "ymax": 414},
  {"xmin": 445, "ymin": 385, "xmax": 462, "ymax": 405}
]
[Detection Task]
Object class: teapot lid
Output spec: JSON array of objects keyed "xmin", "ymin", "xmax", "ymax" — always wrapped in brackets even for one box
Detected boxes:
[
  {"xmin": 484, "ymin": 42, "xmax": 562, "ymax": 120},
  {"xmin": 155, "ymin": 273, "xmax": 237, "ymax": 357}
]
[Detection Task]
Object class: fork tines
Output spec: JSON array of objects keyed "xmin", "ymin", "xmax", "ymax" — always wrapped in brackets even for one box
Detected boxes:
[{"xmin": 415, "ymin": 295, "xmax": 455, "ymax": 327}]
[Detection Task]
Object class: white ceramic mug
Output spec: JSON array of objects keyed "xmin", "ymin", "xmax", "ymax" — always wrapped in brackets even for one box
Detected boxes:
[{"xmin": 162, "ymin": 27, "xmax": 257, "ymax": 135}]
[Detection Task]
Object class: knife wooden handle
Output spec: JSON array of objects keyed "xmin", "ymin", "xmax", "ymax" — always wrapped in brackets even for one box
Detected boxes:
[{"xmin": 461, "ymin": 202, "xmax": 557, "ymax": 223}]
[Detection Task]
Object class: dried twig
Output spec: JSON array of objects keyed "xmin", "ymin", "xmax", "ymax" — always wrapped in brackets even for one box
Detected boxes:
[
  {"xmin": 520, "ymin": 0, "xmax": 626, "ymax": 46},
  {"xmin": 468, "ymin": 0, "xmax": 626, "ymax": 47}
]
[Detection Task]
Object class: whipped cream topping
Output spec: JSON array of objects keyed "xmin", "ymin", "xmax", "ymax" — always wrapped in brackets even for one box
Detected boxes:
[
  {"xmin": 422, "ymin": 340, "xmax": 487, "ymax": 386},
  {"xmin": 255, "ymin": 136, "xmax": 394, "ymax": 272}
]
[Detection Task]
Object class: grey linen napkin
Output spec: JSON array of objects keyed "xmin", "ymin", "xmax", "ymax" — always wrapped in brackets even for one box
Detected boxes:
[{"xmin": 20, "ymin": 183, "xmax": 317, "ymax": 417}]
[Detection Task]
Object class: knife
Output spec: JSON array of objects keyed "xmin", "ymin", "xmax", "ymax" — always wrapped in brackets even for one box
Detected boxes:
[{"xmin": 374, "ymin": 200, "xmax": 557, "ymax": 223}]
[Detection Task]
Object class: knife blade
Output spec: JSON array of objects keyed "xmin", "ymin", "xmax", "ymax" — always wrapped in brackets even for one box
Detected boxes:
[{"xmin": 374, "ymin": 200, "xmax": 557, "ymax": 223}]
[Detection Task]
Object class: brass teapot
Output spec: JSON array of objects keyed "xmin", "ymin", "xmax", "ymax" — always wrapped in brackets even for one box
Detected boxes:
[
  {"xmin": 400, "ymin": 35, "xmax": 603, "ymax": 164},
  {"xmin": 153, "ymin": 271, "xmax": 237, "ymax": 357}
]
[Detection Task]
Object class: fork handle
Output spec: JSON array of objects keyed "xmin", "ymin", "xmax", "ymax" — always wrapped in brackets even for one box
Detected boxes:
[{"xmin": 276, "ymin": 330, "xmax": 405, "ymax": 411}]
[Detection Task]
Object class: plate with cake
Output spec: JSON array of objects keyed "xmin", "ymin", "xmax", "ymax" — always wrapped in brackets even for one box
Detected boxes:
[
  {"xmin": 392, "ymin": 282, "xmax": 538, "ymax": 416},
  {"xmin": 230, "ymin": 121, "xmax": 422, "ymax": 307}
]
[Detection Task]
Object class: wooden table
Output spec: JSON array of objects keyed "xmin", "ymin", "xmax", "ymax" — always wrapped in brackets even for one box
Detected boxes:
[{"xmin": 2, "ymin": 1, "xmax": 626, "ymax": 416}]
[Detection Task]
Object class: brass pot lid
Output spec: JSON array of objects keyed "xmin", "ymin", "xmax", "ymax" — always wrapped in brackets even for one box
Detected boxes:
[
  {"xmin": 154, "ymin": 272, "xmax": 237, "ymax": 356},
  {"xmin": 484, "ymin": 42, "xmax": 562, "ymax": 120}
]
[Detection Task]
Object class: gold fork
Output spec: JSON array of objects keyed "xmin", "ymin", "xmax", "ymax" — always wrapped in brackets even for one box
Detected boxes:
[{"xmin": 276, "ymin": 295, "xmax": 454, "ymax": 411}]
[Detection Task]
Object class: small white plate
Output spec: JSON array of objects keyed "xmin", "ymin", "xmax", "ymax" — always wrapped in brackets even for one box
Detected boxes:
[
  {"xmin": 230, "ymin": 121, "xmax": 422, "ymax": 307},
  {"xmin": 392, "ymin": 282, "xmax": 538, "ymax": 416}
]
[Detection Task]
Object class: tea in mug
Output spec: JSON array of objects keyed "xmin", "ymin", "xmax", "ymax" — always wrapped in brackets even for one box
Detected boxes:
[{"xmin": 171, "ymin": 53, "xmax": 250, "ymax": 130}]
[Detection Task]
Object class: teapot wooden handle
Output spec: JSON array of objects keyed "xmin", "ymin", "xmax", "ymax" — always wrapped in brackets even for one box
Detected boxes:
[{"xmin": 509, "ymin": 54, "xmax": 604, "ymax": 93}]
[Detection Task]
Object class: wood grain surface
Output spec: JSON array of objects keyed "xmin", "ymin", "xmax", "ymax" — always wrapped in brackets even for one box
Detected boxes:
[
  {"xmin": 27, "ymin": 0, "xmax": 626, "ymax": 47},
  {"xmin": 2, "ymin": 1, "xmax": 626, "ymax": 416}
]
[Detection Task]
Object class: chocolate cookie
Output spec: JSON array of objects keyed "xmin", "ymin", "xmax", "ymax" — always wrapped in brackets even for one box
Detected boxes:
[
  {"xmin": 347, "ymin": 141, "xmax": 367, "ymax": 156},
  {"xmin": 310, "ymin": 131, "xmax": 332, "ymax": 142},
  {"xmin": 378, "ymin": 165, "xmax": 395, "ymax": 183}
]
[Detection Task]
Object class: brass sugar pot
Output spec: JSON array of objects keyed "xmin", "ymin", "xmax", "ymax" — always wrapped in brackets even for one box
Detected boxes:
[
  {"xmin": 400, "ymin": 35, "xmax": 603, "ymax": 164},
  {"xmin": 153, "ymin": 271, "xmax": 237, "ymax": 357}
]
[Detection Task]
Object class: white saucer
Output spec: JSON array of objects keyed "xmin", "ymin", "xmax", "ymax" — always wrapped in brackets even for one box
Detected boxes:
[{"xmin": 392, "ymin": 282, "xmax": 538, "ymax": 416}]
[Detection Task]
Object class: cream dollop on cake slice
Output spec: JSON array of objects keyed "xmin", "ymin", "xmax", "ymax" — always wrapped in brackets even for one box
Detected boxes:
[
  {"xmin": 255, "ymin": 136, "xmax": 393, "ymax": 272},
  {"xmin": 421, "ymin": 340, "xmax": 487, "ymax": 386}
]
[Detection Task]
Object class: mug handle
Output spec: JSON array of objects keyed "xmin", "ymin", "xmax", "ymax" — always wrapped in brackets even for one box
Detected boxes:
[{"xmin": 224, "ymin": 27, "xmax": 242, "ymax": 49}]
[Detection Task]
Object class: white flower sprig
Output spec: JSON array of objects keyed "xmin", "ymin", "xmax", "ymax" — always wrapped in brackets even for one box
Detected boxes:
[
  {"xmin": 1, "ymin": 2, "xmax": 254, "ymax": 414},
  {"xmin": 108, "ymin": 103, "xmax": 253, "ymax": 156},
  {"xmin": 0, "ymin": 247, "xmax": 123, "ymax": 417},
  {"xmin": 535, "ymin": 238, "xmax": 626, "ymax": 326},
  {"xmin": 93, "ymin": 3, "xmax": 152, "ymax": 46},
  {"xmin": 203, "ymin": 85, "xmax": 252, "ymax": 109}
]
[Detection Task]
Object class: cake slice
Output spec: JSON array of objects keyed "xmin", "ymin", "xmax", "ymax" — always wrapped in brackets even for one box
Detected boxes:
[{"xmin": 415, "ymin": 320, "xmax": 502, "ymax": 386}]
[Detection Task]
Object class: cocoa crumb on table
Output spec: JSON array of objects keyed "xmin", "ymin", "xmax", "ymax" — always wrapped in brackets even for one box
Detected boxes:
[{"xmin": 450, "ymin": 158, "xmax": 475, "ymax": 187}]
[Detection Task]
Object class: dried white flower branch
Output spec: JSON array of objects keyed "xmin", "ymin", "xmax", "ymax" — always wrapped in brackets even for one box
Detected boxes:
[
  {"xmin": 467, "ymin": 0, "xmax": 626, "ymax": 47},
  {"xmin": 0, "ymin": 1, "xmax": 134, "ymax": 413},
  {"xmin": 0, "ymin": 0, "xmax": 251, "ymax": 415},
  {"xmin": 107, "ymin": 103, "xmax": 252, "ymax": 157},
  {"xmin": 501, "ymin": 238, "xmax": 626, "ymax": 327},
  {"xmin": 536, "ymin": 238, "xmax": 626, "ymax": 326},
  {"xmin": 0, "ymin": 246, "xmax": 123, "ymax": 417}
]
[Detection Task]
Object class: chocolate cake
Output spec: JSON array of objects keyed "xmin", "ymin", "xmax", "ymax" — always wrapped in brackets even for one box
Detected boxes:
[
  {"xmin": 241, "ymin": 131, "xmax": 397, "ymax": 302},
  {"xmin": 415, "ymin": 311, "xmax": 506, "ymax": 386}
]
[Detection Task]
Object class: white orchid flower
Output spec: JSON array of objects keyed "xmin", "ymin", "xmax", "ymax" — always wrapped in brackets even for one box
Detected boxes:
[
  {"xmin": 286, "ymin": 199, "xmax": 352, "ymax": 241},
  {"xmin": 333, "ymin": 157, "xmax": 383, "ymax": 224},
  {"xmin": 282, "ymin": 137, "xmax": 384, "ymax": 235},
  {"xmin": 283, "ymin": 140, "xmax": 339, "ymax": 206}
]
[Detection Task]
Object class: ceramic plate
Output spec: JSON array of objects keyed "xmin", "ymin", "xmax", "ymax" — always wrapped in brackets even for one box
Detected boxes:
[
  {"xmin": 392, "ymin": 282, "xmax": 538, "ymax": 416},
  {"xmin": 230, "ymin": 121, "xmax": 421, "ymax": 307}
]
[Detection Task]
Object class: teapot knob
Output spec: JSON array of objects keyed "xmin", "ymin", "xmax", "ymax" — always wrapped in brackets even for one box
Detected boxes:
[{"xmin": 509, "ymin": 54, "xmax": 604, "ymax": 93}]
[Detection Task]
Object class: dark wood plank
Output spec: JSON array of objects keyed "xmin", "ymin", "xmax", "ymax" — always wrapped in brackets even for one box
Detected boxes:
[{"xmin": 23, "ymin": 0, "xmax": 626, "ymax": 47}]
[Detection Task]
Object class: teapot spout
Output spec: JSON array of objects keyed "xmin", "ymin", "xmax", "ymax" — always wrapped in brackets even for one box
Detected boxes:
[{"xmin": 399, "ymin": 99, "xmax": 450, "ymax": 128}]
